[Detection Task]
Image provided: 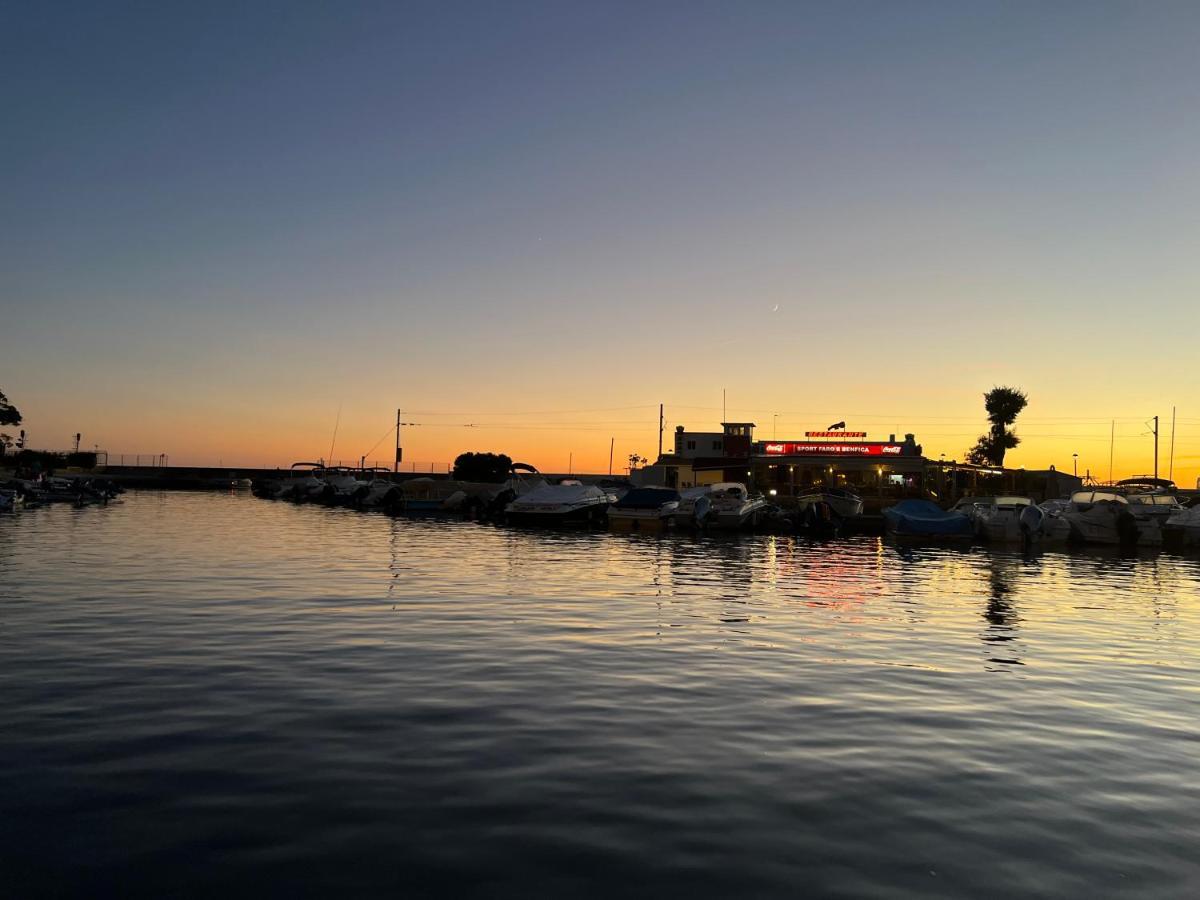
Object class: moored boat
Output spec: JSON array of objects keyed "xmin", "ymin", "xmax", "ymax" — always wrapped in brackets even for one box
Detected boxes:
[
  {"xmin": 671, "ymin": 485, "xmax": 716, "ymax": 529},
  {"xmin": 883, "ymin": 499, "xmax": 973, "ymax": 538},
  {"xmin": 706, "ymin": 483, "xmax": 768, "ymax": 530},
  {"xmin": 1060, "ymin": 490, "xmax": 1160, "ymax": 546},
  {"xmin": 1017, "ymin": 503, "xmax": 1072, "ymax": 545},
  {"xmin": 974, "ymin": 496, "xmax": 1035, "ymax": 543},
  {"xmin": 795, "ymin": 487, "xmax": 863, "ymax": 520},
  {"xmin": 317, "ymin": 467, "xmax": 371, "ymax": 506},
  {"xmin": 504, "ymin": 481, "xmax": 611, "ymax": 526},
  {"xmin": 607, "ymin": 486, "xmax": 680, "ymax": 532},
  {"xmin": 1163, "ymin": 505, "xmax": 1200, "ymax": 549}
]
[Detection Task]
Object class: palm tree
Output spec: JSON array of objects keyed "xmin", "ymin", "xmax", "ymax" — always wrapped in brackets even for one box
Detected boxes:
[{"xmin": 966, "ymin": 386, "xmax": 1028, "ymax": 467}]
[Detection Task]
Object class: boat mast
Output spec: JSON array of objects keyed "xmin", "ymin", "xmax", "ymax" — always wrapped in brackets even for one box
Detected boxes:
[
  {"xmin": 1153, "ymin": 415, "xmax": 1159, "ymax": 481},
  {"xmin": 1108, "ymin": 420, "xmax": 1114, "ymax": 484},
  {"xmin": 1169, "ymin": 406, "xmax": 1176, "ymax": 481}
]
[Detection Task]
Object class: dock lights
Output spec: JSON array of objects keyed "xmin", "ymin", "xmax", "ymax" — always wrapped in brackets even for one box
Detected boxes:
[{"xmin": 769, "ymin": 489, "xmax": 777, "ymax": 496}]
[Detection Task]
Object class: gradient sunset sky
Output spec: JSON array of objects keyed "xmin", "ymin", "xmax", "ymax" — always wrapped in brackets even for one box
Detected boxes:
[{"xmin": 3, "ymin": 2, "xmax": 1198, "ymax": 482}]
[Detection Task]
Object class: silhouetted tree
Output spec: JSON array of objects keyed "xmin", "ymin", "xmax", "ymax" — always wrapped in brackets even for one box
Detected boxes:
[
  {"xmin": 965, "ymin": 386, "xmax": 1028, "ymax": 467},
  {"xmin": 452, "ymin": 451, "xmax": 513, "ymax": 483},
  {"xmin": 0, "ymin": 389, "xmax": 21, "ymax": 427}
]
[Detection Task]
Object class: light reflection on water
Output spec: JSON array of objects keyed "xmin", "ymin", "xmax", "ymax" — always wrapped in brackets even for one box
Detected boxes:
[{"xmin": 2, "ymin": 491, "xmax": 1199, "ymax": 897}]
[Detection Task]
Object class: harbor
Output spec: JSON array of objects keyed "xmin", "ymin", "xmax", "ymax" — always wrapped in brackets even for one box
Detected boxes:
[
  {"xmin": 6, "ymin": 2, "xmax": 1200, "ymax": 895},
  {"xmin": 3, "ymin": 489, "xmax": 1200, "ymax": 897}
]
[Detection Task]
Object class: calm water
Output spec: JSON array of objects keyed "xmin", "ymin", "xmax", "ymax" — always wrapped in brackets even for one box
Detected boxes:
[{"xmin": 2, "ymin": 492, "xmax": 1199, "ymax": 898}]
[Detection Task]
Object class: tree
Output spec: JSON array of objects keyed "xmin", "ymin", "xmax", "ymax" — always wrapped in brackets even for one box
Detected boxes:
[
  {"xmin": 0, "ymin": 389, "xmax": 21, "ymax": 427},
  {"xmin": 452, "ymin": 451, "xmax": 513, "ymax": 483},
  {"xmin": 965, "ymin": 386, "xmax": 1028, "ymax": 467}
]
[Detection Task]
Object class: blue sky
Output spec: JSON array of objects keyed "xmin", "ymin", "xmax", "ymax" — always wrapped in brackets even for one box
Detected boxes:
[{"xmin": 2, "ymin": 2, "xmax": 1198, "ymax": 474}]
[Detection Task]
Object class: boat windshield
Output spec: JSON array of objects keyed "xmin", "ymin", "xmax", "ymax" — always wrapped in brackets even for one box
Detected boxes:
[
  {"xmin": 1071, "ymin": 490, "xmax": 1127, "ymax": 505},
  {"xmin": 1127, "ymin": 494, "xmax": 1181, "ymax": 506}
]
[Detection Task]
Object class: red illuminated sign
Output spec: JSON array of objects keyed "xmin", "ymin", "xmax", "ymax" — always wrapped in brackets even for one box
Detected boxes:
[
  {"xmin": 804, "ymin": 431, "xmax": 867, "ymax": 438},
  {"xmin": 761, "ymin": 442, "xmax": 904, "ymax": 456}
]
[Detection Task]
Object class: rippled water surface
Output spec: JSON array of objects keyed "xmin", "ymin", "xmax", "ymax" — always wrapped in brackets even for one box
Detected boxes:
[{"xmin": 3, "ymin": 491, "xmax": 1199, "ymax": 897}]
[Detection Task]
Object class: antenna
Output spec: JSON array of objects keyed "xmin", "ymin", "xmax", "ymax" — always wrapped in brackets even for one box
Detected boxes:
[
  {"xmin": 722, "ymin": 389, "xmax": 726, "ymax": 423},
  {"xmin": 658, "ymin": 403, "xmax": 664, "ymax": 459},
  {"xmin": 609, "ymin": 437, "xmax": 614, "ymax": 476},
  {"xmin": 328, "ymin": 404, "xmax": 342, "ymax": 467}
]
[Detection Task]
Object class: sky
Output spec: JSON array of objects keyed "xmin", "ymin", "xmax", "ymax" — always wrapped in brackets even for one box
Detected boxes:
[{"xmin": 2, "ymin": 1, "xmax": 1198, "ymax": 483}]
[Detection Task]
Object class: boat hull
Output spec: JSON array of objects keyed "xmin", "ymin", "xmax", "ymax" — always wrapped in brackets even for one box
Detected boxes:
[{"xmin": 506, "ymin": 502, "xmax": 609, "ymax": 527}]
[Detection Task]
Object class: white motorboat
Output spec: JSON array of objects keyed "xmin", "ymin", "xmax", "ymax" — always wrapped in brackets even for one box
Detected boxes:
[
  {"xmin": 671, "ymin": 485, "xmax": 717, "ymax": 528},
  {"xmin": 1060, "ymin": 490, "xmax": 1161, "ymax": 546},
  {"xmin": 707, "ymin": 483, "xmax": 768, "ymax": 530},
  {"xmin": 1164, "ymin": 505, "xmax": 1200, "ymax": 548},
  {"xmin": 974, "ymin": 496, "xmax": 1035, "ymax": 543},
  {"xmin": 361, "ymin": 480, "xmax": 401, "ymax": 509},
  {"xmin": 505, "ymin": 481, "xmax": 611, "ymax": 526},
  {"xmin": 318, "ymin": 467, "xmax": 370, "ymax": 505},
  {"xmin": 949, "ymin": 496, "xmax": 996, "ymax": 536},
  {"xmin": 795, "ymin": 487, "xmax": 863, "ymax": 519},
  {"xmin": 254, "ymin": 462, "xmax": 327, "ymax": 501},
  {"xmin": 607, "ymin": 487, "xmax": 680, "ymax": 531},
  {"xmin": 1124, "ymin": 491, "xmax": 1185, "ymax": 525},
  {"xmin": 1017, "ymin": 502, "xmax": 1072, "ymax": 544}
]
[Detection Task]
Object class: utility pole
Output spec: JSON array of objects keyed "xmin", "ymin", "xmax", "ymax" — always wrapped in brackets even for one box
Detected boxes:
[
  {"xmin": 394, "ymin": 409, "xmax": 402, "ymax": 475},
  {"xmin": 609, "ymin": 437, "xmax": 614, "ymax": 476},
  {"xmin": 658, "ymin": 403, "xmax": 664, "ymax": 460}
]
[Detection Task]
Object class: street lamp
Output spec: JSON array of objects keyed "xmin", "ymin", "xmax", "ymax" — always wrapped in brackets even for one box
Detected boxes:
[{"xmin": 1072, "ymin": 453, "xmax": 1078, "ymax": 477}]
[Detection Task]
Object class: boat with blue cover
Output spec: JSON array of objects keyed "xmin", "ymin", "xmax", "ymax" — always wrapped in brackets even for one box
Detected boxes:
[{"xmin": 883, "ymin": 499, "xmax": 973, "ymax": 538}]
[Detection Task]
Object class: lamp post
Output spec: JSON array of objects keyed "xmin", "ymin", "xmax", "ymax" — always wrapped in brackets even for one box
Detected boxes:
[{"xmin": 1072, "ymin": 453, "xmax": 1078, "ymax": 477}]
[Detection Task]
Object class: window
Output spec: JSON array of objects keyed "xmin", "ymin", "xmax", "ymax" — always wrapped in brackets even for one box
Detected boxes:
[
  {"xmin": 686, "ymin": 440, "xmax": 696, "ymax": 450},
  {"xmin": 712, "ymin": 441, "xmax": 722, "ymax": 450}
]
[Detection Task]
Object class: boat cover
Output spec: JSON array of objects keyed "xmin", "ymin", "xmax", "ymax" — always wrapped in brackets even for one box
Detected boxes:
[
  {"xmin": 1166, "ymin": 506, "xmax": 1200, "ymax": 528},
  {"xmin": 884, "ymin": 500, "xmax": 974, "ymax": 536},
  {"xmin": 613, "ymin": 487, "xmax": 681, "ymax": 509}
]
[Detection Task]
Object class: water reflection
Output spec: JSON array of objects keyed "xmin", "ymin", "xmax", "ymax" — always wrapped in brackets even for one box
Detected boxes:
[
  {"xmin": 3, "ymin": 493, "xmax": 1200, "ymax": 898},
  {"xmin": 981, "ymin": 554, "xmax": 1025, "ymax": 671}
]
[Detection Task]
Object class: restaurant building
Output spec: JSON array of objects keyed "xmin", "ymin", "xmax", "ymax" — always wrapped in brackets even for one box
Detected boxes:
[{"xmin": 752, "ymin": 431, "xmax": 927, "ymax": 507}]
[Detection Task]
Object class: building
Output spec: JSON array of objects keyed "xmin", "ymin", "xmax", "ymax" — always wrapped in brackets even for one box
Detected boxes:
[
  {"xmin": 752, "ymin": 431, "xmax": 927, "ymax": 509},
  {"xmin": 635, "ymin": 422, "xmax": 756, "ymax": 488}
]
